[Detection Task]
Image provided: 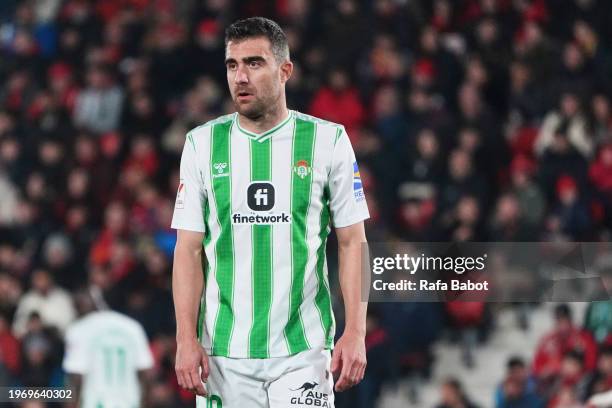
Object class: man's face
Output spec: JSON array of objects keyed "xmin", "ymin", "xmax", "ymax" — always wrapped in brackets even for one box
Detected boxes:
[
  {"xmin": 225, "ymin": 37, "xmax": 291, "ymax": 119},
  {"xmin": 556, "ymin": 316, "xmax": 572, "ymax": 335}
]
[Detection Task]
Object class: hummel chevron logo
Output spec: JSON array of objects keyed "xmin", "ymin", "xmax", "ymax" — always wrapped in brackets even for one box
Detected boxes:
[{"xmin": 213, "ymin": 162, "xmax": 229, "ymax": 178}]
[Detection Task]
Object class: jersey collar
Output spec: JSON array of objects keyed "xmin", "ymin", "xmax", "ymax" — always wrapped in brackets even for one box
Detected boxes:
[{"xmin": 235, "ymin": 110, "xmax": 293, "ymax": 142}]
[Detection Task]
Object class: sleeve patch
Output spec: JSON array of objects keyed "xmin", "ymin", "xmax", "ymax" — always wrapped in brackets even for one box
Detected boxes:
[
  {"xmin": 353, "ymin": 161, "xmax": 365, "ymax": 202},
  {"xmin": 175, "ymin": 179, "xmax": 185, "ymax": 209}
]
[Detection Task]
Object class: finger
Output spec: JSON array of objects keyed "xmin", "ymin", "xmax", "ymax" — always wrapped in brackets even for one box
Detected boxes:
[
  {"xmin": 347, "ymin": 358, "xmax": 360, "ymax": 386},
  {"xmin": 335, "ymin": 356, "xmax": 352, "ymax": 392},
  {"xmin": 181, "ymin": 367, "xmax": 197, "ymax": 393},
  {"xmin": 356, "ymin": 361, "xmax": 366, "ymax": 382},
  {"xmin": 189, "ymin": 368, "xmax": 207, "ymax": 396},
  {"xmin": 354, "ymin": 359, "xmax": 366, "ymax": 385},
  {"xmin": 345, "ymin": 356, "xmax": 362, "ymax": 388},
  {"xmin": 176, "ymin": 369, "xmax": 187, "ymax": 390},
  {"xmin": 330, "ymin": 348, "xmax": 342, "ymax": 375},
  {"xmin": 200, "ymin": 354, "xmax": 210, "ymax": 383}
]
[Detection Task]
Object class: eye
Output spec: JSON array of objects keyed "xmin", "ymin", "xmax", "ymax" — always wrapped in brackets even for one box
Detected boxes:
[
  {"xmin": 248, "ymin": 60, "xmax": 261, "ymax": 68},
  {"xmin": 227, "ymin": 62, "xmax": 237, "ymax": 70}
]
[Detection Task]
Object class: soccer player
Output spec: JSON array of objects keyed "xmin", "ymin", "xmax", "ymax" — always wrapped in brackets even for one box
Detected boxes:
[
  {"xmin": 171, "ymin": 17, "xmax": 369, "ymax": 407},
  {"xmin": 62, "ymin": 289, "xmax": 154, "ymax": 408}
]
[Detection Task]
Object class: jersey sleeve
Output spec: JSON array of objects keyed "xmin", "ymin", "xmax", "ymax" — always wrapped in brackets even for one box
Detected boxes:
[
  {"xmin": 134, "ymin": 324, "xmax": 154, "ymax": 370},
  {"xmin": 62, "ymin": 326, "xmax": 89, "ymax": 374},
  {"xmin": 171, "ymin": 132, "xmax": 207, "ymax": 232},
  {"xmin": 328, "ymin": 127, "xmax": 370, "ymax": 227}
]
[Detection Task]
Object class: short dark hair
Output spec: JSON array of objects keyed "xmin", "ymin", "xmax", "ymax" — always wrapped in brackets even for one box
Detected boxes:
[
  {"xmin": 507, "ymin": 356, "xmax": 525, "ymax": 370},
  {"xmin": 563, "ymin": 349, "xmax": 584, "ymax": 364},
  {"xmin": 554, "ymin": 303, "xmax": 572, "ymax": 321},
  {"xmin": 225, "ymin": 17, "xmax": 289, "ymax": 63}
]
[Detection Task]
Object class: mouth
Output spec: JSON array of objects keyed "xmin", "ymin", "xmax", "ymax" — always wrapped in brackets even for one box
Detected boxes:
[{"xmin": 236, "ymin": 91, "xmax": 254, "ymax": 102}]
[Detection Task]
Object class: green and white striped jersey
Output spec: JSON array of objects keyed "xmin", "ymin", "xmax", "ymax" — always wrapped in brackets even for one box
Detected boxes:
[{"xmin": 171, "ymin": 110, "xmax": 369, "ymax": 358}]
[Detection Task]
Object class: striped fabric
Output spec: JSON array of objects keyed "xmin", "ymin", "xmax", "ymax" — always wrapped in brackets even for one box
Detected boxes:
[{"xmin": 171, "ymin": 110, "xmax": 369, "ymax": 358}]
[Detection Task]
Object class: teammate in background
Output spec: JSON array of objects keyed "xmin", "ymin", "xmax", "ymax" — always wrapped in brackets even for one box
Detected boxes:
[
  {"xmin": 62, "ymin": 289, "xmax": 153, "ymax": 408},
  {"xmin": 171, "ymin": 17, "xmax": 369, "ymax": 408}
]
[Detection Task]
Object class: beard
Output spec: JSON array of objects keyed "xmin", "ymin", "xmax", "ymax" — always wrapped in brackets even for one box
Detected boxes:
[
  {"xmin": 232, "ymin": 83, "xmax": 281, "ymax": 120},
  {"xmin": 234, "ymin": 95, "xmax": 267, "ymax": 120}
]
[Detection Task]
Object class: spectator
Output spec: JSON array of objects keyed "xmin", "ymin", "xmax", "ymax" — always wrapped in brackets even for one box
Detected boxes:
[
  {"xmin": 442, "ymin": 195, "xmax": 486, "ymax": 242},
  {"xmin": 532, "ymin": 304, "xmax": 597, "ymax": 384},
  {"xmin": 589, "ymin": 94, "xmax": 612, "ymax": 146},
  {"xmin": 538, "ymin": 122, "xmax": 589, "ymax": 201},
  {"xmin": 40, "ymin": 232, "xmax": 79, "ymax": 290},
  {"xmin": 435, "ymin": 377, "xmax": 480, "ymax": 408},
  {"xmin": 549, "ymin": 175, "xmax": 592, "ymax": 240},
  {"xmin": 0, "ymin": 312, "xmax": 20, "ymax": 380},
  {"xmin": 495, "ymin": 356, "xmax": 543, "ymax": 408},
  {"xmin": 19, "ymin": 312, "xmax": 63, "ymax": 387},
  {"xmin": 583, "ymin": 346, "xmax": 612, "ymax": 402},
  {"xmin": 308, "ymin": 68, "xmax": 366, "ymax": 140},
  {"xmin": 73, "ymin": 65, "xmax": 124, "ymax": 134},
  {"xmin": 545, "ymin": 350, "xmax": 590, "ymax": 405},
  {"xmin": 0, "ymin": 272, "xmax": 22, "ymax": 318},
  {"xmin": 371, "ymin": 84, "xmax": 407, "ymax": 145},
  {"xmin": 509, "ymin": 155, "xmax": 545, "ymax": 228},
  {"xmin": 12, "ymin": 269, "xmax": 76, "ymax": 337},
  {"xmin": 187, "ymin": 19, "xmax": 226, "ymax": 84},
  {"xmin": 507, "ymin": 60, "xmax": 544, "ymax": 125},
  {"xmin": 89, "ymin": 201, "xmax": 130, "ymax": 267},
  {"xmin": 535, "ymin": 92, "xmax": 592, "ymax": 159},
  {"xmin": 488, "ymin": 192, "xmax": 535, "ymax": 241},
  {"xmin": 589, "ymin": 144, "xmax": 612, "ymax": 227},
  {"xmin": 439, "ymin": 149, "xmax": 488, "ymax": 216}
]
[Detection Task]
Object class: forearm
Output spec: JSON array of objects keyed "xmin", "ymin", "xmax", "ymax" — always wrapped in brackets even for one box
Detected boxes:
[
  {"xmin": 139, "ymin": 370, "xmax": 151, "ymax": 408},
  {"xmin": 337, "ymin": 229, "xmax": 368, "ymax": 336},
  {"xmin": 65, "ymin": 374, "xmax": 81, "ymax": 408},
  {"xmin": 173, "ymin": 244, "xmax": 204, "ymax": 341}
]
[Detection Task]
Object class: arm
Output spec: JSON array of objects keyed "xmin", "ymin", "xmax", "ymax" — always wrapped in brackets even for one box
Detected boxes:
[
  {"xmin": 337, "ymin": 221, "xmax": 368, "ymax": 336},
  {"xmin": 173, "ymin": 229, "xmax": 208, "ymax": 396},
  {"xmin": 138, "ymin": 369, "xmax": 152, "ymax": 408},
  {"xmin": 64, "ymin": 374, "xmax": 81, "ymax": 408},
  {"xmin": 331, "ymin": 221, "xmax": 368, "ymax": 392}
]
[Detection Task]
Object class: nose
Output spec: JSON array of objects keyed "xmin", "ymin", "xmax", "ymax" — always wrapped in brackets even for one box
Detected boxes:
[{"xmin": 234, "ymin": 65, "xmax": 249, "ymax": 84}]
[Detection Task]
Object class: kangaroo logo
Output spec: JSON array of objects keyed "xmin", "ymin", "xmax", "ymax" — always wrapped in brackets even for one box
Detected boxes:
[{"xmin": 290, "ymin": 381, "xmax": 318, "ymax": 396}]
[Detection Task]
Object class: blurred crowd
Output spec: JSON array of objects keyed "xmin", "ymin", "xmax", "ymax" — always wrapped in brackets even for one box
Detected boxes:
[{"xmin": 1, "ymin": 0, "xmax": 612, "ymax": 407}]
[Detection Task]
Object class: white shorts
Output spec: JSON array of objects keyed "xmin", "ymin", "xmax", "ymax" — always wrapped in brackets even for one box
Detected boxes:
[{"xmin": 196, "ymin": 347, "xmax": 335, "ymax": 408}]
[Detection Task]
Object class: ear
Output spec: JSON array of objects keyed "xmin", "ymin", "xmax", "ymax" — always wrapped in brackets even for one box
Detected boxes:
[{"xmin": 279, "ymin": 60, "xmax": 293, "ymax": 85}]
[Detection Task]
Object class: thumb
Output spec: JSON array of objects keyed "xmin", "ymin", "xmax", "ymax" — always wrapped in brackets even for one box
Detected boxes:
[{"xmin": 330, "ymin": 347, "xmax": 342, "ymax": 375}]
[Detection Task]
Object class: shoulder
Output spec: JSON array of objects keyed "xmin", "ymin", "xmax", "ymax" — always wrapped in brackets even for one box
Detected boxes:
[
  {"xmin": 186, "ymin": 113, "xmax": 236, "ymax": 150},
  {"xmin": 291, "ymin": 111, "xmax": 346, "ymax": 145},
  {"xmin": 66, "ymin": 315, "xmax": 92, "ymax": 338},
  {"xmin": 50, "ymin": 287, "xmax": 72, "ymax": 300}
]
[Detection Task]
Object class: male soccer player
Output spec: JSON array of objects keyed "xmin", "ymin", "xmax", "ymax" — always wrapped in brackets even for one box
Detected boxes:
[
  {"xmin": 62, "ymin": 289, "xmax": 153, "ymax": 408},
  {"xmin": 171, "ymin": 17, "xmax": 369, "ymax": 408}
]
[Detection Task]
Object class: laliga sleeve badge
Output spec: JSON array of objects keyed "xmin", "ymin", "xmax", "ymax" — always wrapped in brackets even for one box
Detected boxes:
[{"xmin": 176, "ymin": 179, "xmax": 185, "ymax": 209}]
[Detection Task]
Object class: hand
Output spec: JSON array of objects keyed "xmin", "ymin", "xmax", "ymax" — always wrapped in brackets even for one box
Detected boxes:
[
  {"xmin": 175, "ymin": 337, "xmax": 209, "ymax": 396},
  {"xmin": 330, "ymin": 331, "xmax": 367, "ymax": 392}
]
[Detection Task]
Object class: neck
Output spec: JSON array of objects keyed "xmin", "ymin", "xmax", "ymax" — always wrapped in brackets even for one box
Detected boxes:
[{"xmin": 238, "ymin": 102, "xmax": 289, "ymax": 134}]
